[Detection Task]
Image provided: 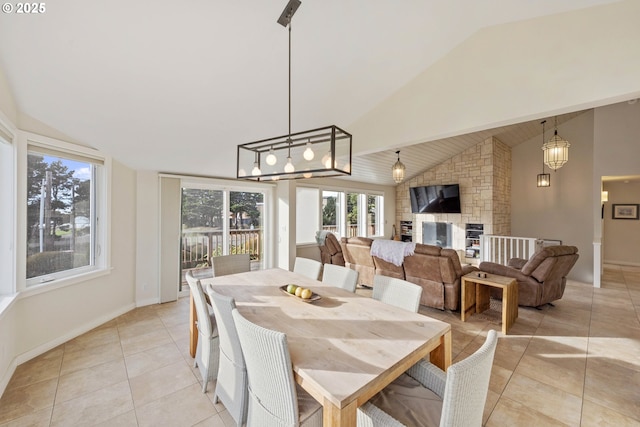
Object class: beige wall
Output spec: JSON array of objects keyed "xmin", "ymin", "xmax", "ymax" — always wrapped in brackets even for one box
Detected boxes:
[
  {"xmin": 512, "ymin": 111, "xmax": 595, "ymax": 282},
  {"xmin": 395, "ymin": 137, "xmax": 511, "ymax": 262}
]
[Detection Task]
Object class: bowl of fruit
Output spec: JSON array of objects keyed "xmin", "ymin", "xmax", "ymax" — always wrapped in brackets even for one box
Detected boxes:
[{"xmin": 280, "ymin": 284, "xmax": 321, "ymax": 302}]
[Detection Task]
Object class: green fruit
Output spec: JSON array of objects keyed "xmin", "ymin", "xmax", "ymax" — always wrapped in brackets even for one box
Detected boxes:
[{"xmin": 286, "ymin": 284, "xmax": 298, "ymax": 294}]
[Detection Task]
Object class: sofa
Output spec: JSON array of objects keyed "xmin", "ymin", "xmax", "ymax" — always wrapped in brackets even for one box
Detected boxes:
[
  {"xmin": 340, "ymin": 237, "xmax": 477, "ymax": 310},
  {"xmin": 479, "ymin": 245, "xmax": 579, "ymax": 307},
  {"xmin": 317, "ymin": 232, "xmax": 345, "ymax": 266}
]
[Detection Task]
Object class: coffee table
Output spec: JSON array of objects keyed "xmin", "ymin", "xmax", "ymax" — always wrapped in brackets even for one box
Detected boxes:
[{"xmin": 461, "ymin": 272, "xmax": 518, "ymax": 334}]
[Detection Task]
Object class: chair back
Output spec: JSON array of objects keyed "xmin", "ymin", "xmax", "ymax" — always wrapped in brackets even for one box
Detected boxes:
[
  {"xmin": 207, "ymin": 287, "xmax": 248, "ymax": 426},
  {"xmin": 212, "ymin": 253, "xmax": 251, "ymax": 277},
  {"xmin": 322, "ymin": 264, "xmax": 359, "ymax": 292},
  {"xmin": 440, "ymin": 330, "xmax": 498, "ymax": 426},
  {"xmin": 293, "ymin": 257, "xmax": 322, "ymax": 281},
  {"xmin": 373, "ymin": 275, "xmax": 422, "ymax": 313},
  {"xmin": 186, "ymin": 271, "xmax": 214, "ymax": 338},
  {"xmin": 232, "ymin": 309, "xmax": 300, "ymax": 426}
]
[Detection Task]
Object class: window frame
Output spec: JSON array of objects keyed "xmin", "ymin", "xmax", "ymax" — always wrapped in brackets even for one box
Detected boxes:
[
  {"xmin": 296, "ymin": 183, "xmax": 385, "ymax": 243},
  {"xmin": 18, "ymin": 132, "xmax": 111, "ymax": 293},
  {"xmin": 0, "ymin": 113, "xmax": 17, "ymax": 297}
]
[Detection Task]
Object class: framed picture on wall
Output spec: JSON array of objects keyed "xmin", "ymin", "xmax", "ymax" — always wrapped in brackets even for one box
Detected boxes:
[{"xmin": 612, "ymin": 204, "xmax": 639, "ymax": 220}]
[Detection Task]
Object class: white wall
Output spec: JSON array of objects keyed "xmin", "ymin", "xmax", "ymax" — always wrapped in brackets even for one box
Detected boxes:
[
  {"xmin": 0, "ymin": 74, "xmax": 138, "ymax": 394},
  {"xmin": 603, "ymin": 180, "xmax": 640, "ymax": 266},
  {"xmin": 348, "ymin": 1, "xmax": 640, "ymax": 157},
  {"xmin": 511, "ymin": 111, "xmax": 595, "ymax": 282}
]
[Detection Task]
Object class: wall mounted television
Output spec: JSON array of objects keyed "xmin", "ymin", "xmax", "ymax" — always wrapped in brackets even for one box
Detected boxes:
[{"xmin": 409, "ymin": 184, "xmax": 461, "ymax": 214}]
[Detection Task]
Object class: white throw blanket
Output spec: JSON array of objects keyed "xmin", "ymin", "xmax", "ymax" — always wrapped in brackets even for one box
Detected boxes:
[
  {"xmin": 371, "ymin": 239, "xmax": 416, "ymax": 266},
  {"xmin": 315, "ymin": 230, "xmax": 331, "ymax": 245}
]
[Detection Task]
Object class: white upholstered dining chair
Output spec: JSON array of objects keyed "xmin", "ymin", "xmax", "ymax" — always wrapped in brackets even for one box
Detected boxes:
[
  {"xmin": 206, "ymin": 287, "xmax": 248, "ymax": 427},
  {"xmin": 186, "ymin": 271, "xmax": 220, "ymax": 393},
  {"xmin": 372, "ymin": 275, "xmax": 423, "ymax": 313},
  {"xmin": 322, "ymin": 263, "xmax": 359, "ymax": 292},
  {"xmin": 358, "ymin": 330, "xmax": 498, "ymax": 427},
  {"xmin": 211, "ymin": 253, "xmax": 251, "ymax": 277},
  {"xmin": 231, "ymin": 308, "xmax": 324, "ymax": 427},
  {"xmin": 293, "ymin": 257, "xmax": 322, "ymax": 281}
]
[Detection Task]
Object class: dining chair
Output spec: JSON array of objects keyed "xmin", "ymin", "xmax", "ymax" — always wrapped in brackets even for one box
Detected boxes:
[
  {"xmin": 292, "ymin": 257, "xmax": 322, "ymax": 281},
  {"xmin": 322, "ymin": 263, "xmax": 359, "ymax": 292},
  {"xmin": 206, "ymin": 287, "xmax": 248, "ymax": 427},
  {"xmin": 372, "ymin": 275, "xmax": 423, "ymax": 313},
  {"xmin": 185, "ymin": 271, "xmax": 220, "ymax": 393},
  {"xmin": 231, "ymin": 308, "xmax": 323, "ymax": 427},
  {"xmin": 211, "ymin": 253, "xmax": 251, "ymax": 277},
  {"xmin": 358, "ymin": 330, "xmax": 498, "ymax": 427}
]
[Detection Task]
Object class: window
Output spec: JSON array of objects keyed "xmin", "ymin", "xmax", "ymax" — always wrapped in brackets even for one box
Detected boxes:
[
  {"xmin": 180, "ymin": 180, "xmax": 270, "ymax": 290},
  {"xmin": 322, "ymin": 191, "xmax": 342, "ymax": 236},
  {"xmin": 0, "ymin": 121, "xmax": 14, "ymax": 295},
  {"xmin": 25, "ymin": 142, "xmax": 107, "ymax": 286},
  {"xmin": 296, "ymin": 185, "xmax": 384, "ymax": 243}
]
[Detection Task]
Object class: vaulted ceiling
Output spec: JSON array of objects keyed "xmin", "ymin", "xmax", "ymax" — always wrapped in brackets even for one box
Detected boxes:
[{"xmin": 0, "ymin": 0, "xmax": 633, "ymax": 186}]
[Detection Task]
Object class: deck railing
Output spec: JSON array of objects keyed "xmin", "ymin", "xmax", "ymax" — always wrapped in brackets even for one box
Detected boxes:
[
  {"xmin": 321, "ymin": 224, "xmax": 374, "ymax": 237},
  {"xmin": 181, "ymin": 229, "xmax": 261, "ymax": 269}
]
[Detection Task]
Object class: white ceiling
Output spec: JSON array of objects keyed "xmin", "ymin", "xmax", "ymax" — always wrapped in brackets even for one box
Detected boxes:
[{"xmin": 0, "ymin": 0, "xmax": 623, "ymax": 185}]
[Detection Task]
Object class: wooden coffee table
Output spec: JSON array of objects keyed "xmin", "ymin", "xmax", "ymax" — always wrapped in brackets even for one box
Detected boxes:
[{"xmin": 461, "ymin": 272, "xmax": 518, "ymax": 334}]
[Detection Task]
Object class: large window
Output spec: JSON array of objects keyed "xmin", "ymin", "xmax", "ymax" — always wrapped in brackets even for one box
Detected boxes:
[
  {"xmin": 25, "ymin": 143, "xmax": 106, "ymax": 285},
  {"xmin": 296, "ymin": 185, "xmax": 384, "ymax": 243}
]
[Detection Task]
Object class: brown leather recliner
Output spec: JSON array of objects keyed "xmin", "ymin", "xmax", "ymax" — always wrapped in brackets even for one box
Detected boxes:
[
  {"xmin": 318, "ymin": 232, "xmax": 345, "ymax": 266},
  {"xmin": 340, "ymin": 237, "xmax": 376, "ymax": 287},
  {"xmin": 479, "ymin": 245, "xmax": 579, "ymax": 307}
]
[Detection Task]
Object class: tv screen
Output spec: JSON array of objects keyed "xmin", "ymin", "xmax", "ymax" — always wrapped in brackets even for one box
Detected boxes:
[{"xmin": 410, "ymin": 184, "xmax": 461, "ymax": 214}]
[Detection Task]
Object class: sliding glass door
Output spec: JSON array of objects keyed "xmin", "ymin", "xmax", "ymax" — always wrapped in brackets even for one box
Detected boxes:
[{"xmin": 180, "ymin": 183, "xmax": 267, "ymax": 291}]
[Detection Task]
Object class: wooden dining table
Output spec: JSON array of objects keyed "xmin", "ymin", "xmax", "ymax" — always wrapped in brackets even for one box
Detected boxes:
[{"xmin": 200, "ymin": 268, "xmax": 451, "ymax": 427}]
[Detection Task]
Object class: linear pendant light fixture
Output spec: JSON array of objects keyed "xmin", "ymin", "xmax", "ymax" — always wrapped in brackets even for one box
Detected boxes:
[
  {"xmin": 236, "ymin": 0, "xmax": 352, "ymax": 181},
  {"xmin": 537, "ymin": 120, "xmax": 550, "ymax": 187}
]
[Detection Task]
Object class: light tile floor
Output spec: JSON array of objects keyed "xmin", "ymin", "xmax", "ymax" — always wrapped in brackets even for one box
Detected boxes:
[{"xmin": 1, "ymin": 264, "xmax": 638, "ymax": 426}]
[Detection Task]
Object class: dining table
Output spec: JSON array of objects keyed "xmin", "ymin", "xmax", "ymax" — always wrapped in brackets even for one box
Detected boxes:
[{"xmin": 201, "ymin": 268, "xmax": 452, "ymax": 427}]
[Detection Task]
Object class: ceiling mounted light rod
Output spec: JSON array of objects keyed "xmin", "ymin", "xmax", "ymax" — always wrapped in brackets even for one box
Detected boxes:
[
  {"xmin": 237, "ymin": 0, "xmax": 352, "ymax": 181},
  {"xmin": 537, "ymin": 120, "xmax": 550, "ymax": 187}
]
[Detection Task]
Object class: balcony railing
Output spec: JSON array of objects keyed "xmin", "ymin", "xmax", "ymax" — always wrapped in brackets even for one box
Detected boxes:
[
  {"xmin": 182, "ymin": 228, "xmax": 262, "ymax": 269},
  {"xmin": 321, "ymin": 224, "xmax": 375, "ymax": 237},
  {"xmin": 480, "ymin": 235, "xmax": 562, "ymax": 265}
]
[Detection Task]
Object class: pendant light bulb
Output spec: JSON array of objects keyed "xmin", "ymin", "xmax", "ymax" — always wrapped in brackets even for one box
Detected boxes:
[
  {"xmin": 303, "ymin": 141, "xmax": 314, "ymax": 161},
  {"xmin": 284, "ymin": 157, "xmax": 295, "ymax": 173},
  {"xmin": 265, "ymin": 147, "xmax": 277, "ymax": 166},
  {"xmin": 322, "ymin": 152, "xmax": 332, "ymax": 169},
  {"xmin": 251, "ymin": 163, "xmax": 262, "ymax": 176}
]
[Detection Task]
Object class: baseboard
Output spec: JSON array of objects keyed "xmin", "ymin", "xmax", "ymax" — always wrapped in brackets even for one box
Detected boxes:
[
  {"xmin": 136, "ymin": 297, "xmax": 160, "ymax": 307},
  {"xmin": 603, "ymin": 259, "xmax": 640, "ymax": 267},
  {"xmin": 0, "ymin": 358, "xmax": 17, "ymax": 399},
  {"xmin": 15, "ymin": 303, "xmax": 136, "ymax": 366}
]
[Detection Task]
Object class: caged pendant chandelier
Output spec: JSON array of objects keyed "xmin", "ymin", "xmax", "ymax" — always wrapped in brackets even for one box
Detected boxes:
[
  {"xmin": 236, "ymin": 0, "xmax": 352, "ymax": 181},
  {"xmin": 542, "ymin": 116, "xmax": 570, "ymax": 171},
  {"xmin": 537, "ymin": 120, "xmax": 550, "ymax": 187}
]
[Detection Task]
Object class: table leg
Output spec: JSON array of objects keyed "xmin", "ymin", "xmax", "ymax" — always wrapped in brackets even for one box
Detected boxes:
[
  {"xmin": 476, "ymin": 283, "xmax": 491, "ymax": 313},
  {"xmin": 461, "ymin": 278, "xmax": 477, "ymax": 321},
  {"xmin": 502, "ymin": 281, "xmax": 519, "ymax": 334},
  {"xmin": 189, "ymin": 293, "xmax": 198, "ymax": 358},
  {"xmin": 430, "ymin": 330, "xmax": 452, "ymax": 371},
  {"xmin": 323, "ymin": 399, "xmax": 357, "ymax": 427}
]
